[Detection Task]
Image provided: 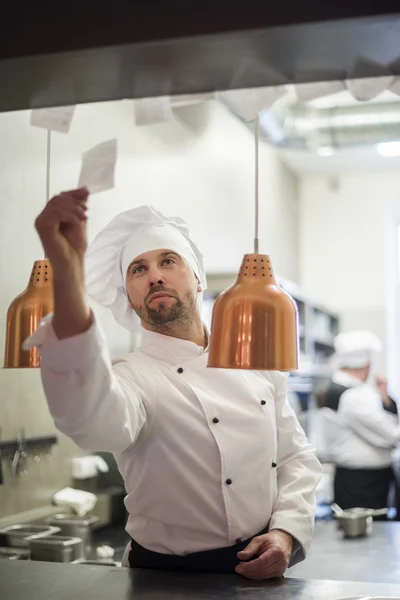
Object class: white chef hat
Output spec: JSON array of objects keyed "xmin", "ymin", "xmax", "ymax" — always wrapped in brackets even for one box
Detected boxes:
[
  {"xmin": 85, "ymin": 205, "xmax": 207, "ymax": 332},
  {"xmin": 333, "ymin": 330, "xmax": 382, "ymax": 369}
]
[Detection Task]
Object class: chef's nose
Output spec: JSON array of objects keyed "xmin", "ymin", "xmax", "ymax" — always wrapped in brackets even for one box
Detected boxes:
[
  {"xmin": 148, "ymin": 268, "xmax": 165, "ymax": 287},
  {"xmin": 149, "ymin": 279, "xmax": 164, "ymax": 287}
]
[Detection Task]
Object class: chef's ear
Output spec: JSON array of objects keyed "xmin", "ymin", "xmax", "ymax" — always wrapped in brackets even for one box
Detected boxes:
[{"xmin": 195, "ymin": 275, "xmax": 202, "ymax": 293}]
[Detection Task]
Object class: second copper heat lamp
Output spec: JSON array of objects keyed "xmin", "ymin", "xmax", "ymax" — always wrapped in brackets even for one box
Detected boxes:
[{"xmin": 207, "ymin": 117, "xmax": 299, "ymax": 371}]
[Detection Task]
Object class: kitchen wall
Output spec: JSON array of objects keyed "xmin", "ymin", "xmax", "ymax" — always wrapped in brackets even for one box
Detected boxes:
[
  {"xmin": 298, "ymin": 173, "xmax": 400, "ymax": 382},
  {"xmin": 0, "ymin": 99, "xmax": 299, "ymax": 518}
]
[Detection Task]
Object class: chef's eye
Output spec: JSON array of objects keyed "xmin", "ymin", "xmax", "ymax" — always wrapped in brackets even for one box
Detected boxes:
[
  {"xmin": 162, "ymin": 258, "xmax": 175, "ymax": 266},
  {"xmin": 132, "ymin": 265, "xmax": 146, "ymax": 275}
]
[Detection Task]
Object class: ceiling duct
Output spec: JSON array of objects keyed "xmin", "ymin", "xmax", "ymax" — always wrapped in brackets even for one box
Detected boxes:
[{"xmin": 258, "ymin": 101, "xmax": 400, "ymax": 151}]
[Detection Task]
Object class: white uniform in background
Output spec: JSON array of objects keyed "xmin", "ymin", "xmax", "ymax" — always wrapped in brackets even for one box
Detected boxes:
[
  {"xmin": 26, "ymin": 205, "xmax": 322, "ymax": 568},
  {"xmin": 319, "ymin": 330, "xmax": 400, "ymax": 511},
  {"xmin": 322, "ymin": 370, "xmax": 400, "ymax": 468}
]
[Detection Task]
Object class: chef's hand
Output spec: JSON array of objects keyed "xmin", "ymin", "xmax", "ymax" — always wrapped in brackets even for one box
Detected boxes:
[
  {"xmin": 375, "ymin": 375, "xmax": 391, "ymax": 406},
  {"xmin": 35, "ymin": 187, "xmax": 92, "ymax": 339},
  {"xmin": 35, "ymin": 187, "xmax": 89, "ymax": 273},
  {"xmin": 376, "ymin": 375, "xmax": 388, "ymax": 395},
  {"xmin": 235, "ymin": 530, "xmax": 292, "ymax": 580}
]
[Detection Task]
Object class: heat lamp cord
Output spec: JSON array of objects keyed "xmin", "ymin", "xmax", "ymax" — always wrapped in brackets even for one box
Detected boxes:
[
  {"xmin": 46, "ymin": 129, "xmax": 51, "ymax": 207},
  {"xmin": 254, "ymin": 115, "xmax": 259, "ymax": 254},
  {"xmin": 44, "ymin": 129, "xmax": 51, "ymax": 260}
]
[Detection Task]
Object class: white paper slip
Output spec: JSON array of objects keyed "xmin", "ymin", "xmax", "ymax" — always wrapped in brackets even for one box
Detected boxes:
[
  {"xmin": 346, "ymin": 75, "xmax": 394, "ymax": 102},
  {"xmin": 78, "ymin": 139, "xmax": 117, "ymax": 194},
  {"xmin": 134, "ymin": 96, "xmax": 173, "ymax": 126},
  {"xmin": 294, "ymin": 80, "xmax": 345, "ymax": 102},
  {"xmin": 30, "ymin": 106, "xmax": 76, "ymax": 134},
  {"xmin": 218, "ymin": 86, "xmax": 286, "ymax": 122}
]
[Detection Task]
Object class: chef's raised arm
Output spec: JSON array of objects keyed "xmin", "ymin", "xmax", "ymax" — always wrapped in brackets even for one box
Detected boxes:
[{"xmin": 25, "ymin": 188, "xmax": 150, "ymax": 454}]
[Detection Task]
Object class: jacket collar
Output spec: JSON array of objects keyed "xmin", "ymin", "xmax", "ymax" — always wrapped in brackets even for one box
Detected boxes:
[{"xmin": 137, "ymin": 326, "xmax": 209, "ymax": 364}]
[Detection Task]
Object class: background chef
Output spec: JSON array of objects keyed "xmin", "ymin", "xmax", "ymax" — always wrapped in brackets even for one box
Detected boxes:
[
  {"xmin": 26, "ymin": 187, "xmax": 322, "ymax": 579},
  {"xmin": 319, "ymin": 330, "xmax": 400, "ymax": 515}
]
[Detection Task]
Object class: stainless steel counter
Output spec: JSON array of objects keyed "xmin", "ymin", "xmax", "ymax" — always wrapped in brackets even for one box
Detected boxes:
[
  {"xmin": 290, "ymin": 520, "xmax": 400, "ymax": 584},
  {"xmin": 2, "ymin": 559, "xmax": 400, "ymax": 600}
]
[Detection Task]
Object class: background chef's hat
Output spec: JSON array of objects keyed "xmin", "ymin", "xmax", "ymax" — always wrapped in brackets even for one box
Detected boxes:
[
  {"xmin": 85, "ymin": 205, "xmax": 207, "ymax": 332},
  {"xmin": 333, "ymin": 329, "xmax": 382, "ymax": 369}
]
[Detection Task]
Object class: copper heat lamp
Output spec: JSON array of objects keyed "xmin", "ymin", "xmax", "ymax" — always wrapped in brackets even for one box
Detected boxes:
[
  {"xmin": 4, "ymin": 130, "xmax": 54, "ymax": 368},
  {"xmin": 207, "ymin": 117, "xmax": 298, "ymax": 371}
]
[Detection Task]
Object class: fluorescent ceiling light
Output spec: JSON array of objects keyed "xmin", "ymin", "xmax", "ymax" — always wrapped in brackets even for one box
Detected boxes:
[{"xmin": 376, "ymin": 141, "xmax": 400, "ymax": 157}]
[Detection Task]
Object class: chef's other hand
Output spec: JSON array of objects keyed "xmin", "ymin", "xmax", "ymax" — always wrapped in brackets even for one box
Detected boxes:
[
  {"xmin": 375, "ymin": 375, "xmax": 388, "ymax": 398},
  {"xmin": 35, "ymin": 187, "xmax": 89, "ymax": 273},
  {"xmin": 235, "ymin": 530, "xmax": 292, "ymax": 580}
]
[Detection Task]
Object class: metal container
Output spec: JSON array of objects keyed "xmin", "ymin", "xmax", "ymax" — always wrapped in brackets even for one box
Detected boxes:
[
  {"xmin": 0, "ymin": 524, "xmax": 61, "ymax": 548},
  {"xmin": 339, "ymin": 514, "xmax": 373, "ymax": 538},
  {"xmin": 71, "ymin": 559, "xmax": 120, "ymax": 567},
  {"xmin": 29, "ymin": 535, "xmax": 84, "ymax": 563},
  {"xmin": 0, "ymin": 547, "xmax": 30, "ymax": 560},
  {"xmin": 44, "ymin": 514, "xmax": 99, "ymax": 558},
  {"xmin": 333, "ymin": 505, "xmax": 387, "ymax": 538}
]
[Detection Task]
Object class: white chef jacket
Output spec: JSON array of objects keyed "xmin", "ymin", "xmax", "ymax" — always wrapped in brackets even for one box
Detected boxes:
[
  {"xmin": 32, "ymin": 317, "xmax": 322, "ymax": 565},
  {"xmin": 320, "ymin": 371, "xmax": 400, "ymax": 469}
]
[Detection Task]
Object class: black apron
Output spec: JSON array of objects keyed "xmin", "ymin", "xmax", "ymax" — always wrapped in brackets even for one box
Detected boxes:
[
  {"xmin": 334, "ymin": 465, "xmax": 394, "ymax": 518},
  {"xmin": 128, "ymin": 526, "xmax": 268, "ymax": 573}
]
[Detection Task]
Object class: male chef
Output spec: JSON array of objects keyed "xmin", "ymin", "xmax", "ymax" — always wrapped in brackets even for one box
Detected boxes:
[
  {"xmin": 26, "ymin": 187, "xmax": 322, "ymax": 579},
  {"xmin": 320, "ymin": 330, "xmax": 400, "ymax": 513}
]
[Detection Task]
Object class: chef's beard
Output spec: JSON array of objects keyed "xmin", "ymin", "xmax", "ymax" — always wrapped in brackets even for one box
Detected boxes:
[{"xmin": 131, "ymin": 285, "xmax": 197, "ymax": 329}]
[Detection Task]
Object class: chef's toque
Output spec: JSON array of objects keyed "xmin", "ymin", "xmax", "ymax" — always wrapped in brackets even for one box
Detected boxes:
[
  {"xmin": 85, "ymin": 205, "xmax": 207, "ymax": 332},
  {"xmin": 333, "ymin": 330, "xmax": 382, "ymax": 369}
]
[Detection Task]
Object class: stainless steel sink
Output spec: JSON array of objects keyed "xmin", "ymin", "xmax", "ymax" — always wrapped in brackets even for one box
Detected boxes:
[
  {"xmin": 29, "ymin": 535, "xmax": 84, "ymax": 563},
  {"xmin": 0, "ymin": 524, "xmax": 61, "ymax": 548}
]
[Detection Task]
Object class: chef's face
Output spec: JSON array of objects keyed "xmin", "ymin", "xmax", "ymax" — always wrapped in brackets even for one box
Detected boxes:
[{"xmin": 125, "ymin": 249, "xmax": 202, "ymax": 329}]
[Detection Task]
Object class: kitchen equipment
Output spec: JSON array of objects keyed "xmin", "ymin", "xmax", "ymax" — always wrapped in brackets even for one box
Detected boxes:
[
  {"xmin": 340, "ymin": 515, "xmax": 373, "ymax": 538},
  {"xmin": 0, "ymin": 547, "xmax": 30, "ymax": 560},
  {"xmin": 0, "ymin": 524, "xmax": 60, "ymax": 548},
  {"xmin": 45, "ymin": 514, "xmax": 99, "ymax": 557},
  {"xmin": 71, "ymin": 559, "xmax": 120, "ymax": 567},
  {"xmin": 96, "ymin": 544, "xmax": 115, "ymax": 560},
  {"xmin": 331, "ymin": 505, "xmax": 388, "ymax": 538},
  {"xmin": 89, "ymin": 486, "xmax": 127, "ymax": 527},
  {"xmin": 10, "ymin": 429, "xmax": 28, "ymax": 477},
  {"xmin": 29, "ymin": 535, "xmax": 83, "ymax": 563}
]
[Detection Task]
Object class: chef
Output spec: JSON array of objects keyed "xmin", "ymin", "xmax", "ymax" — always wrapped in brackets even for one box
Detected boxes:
[
  {"xmin": 320, "ymin": 330, "xmax": 400, "ymax": 513},
  {"xmin": 26, "ymin": 187, "xmax": 322, "ymax": 579}
]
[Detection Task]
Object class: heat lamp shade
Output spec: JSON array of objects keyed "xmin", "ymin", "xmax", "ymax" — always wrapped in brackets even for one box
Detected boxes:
[
  {"xmin": 4, "ymin": 260, "xmax": 54, "ymax": 369},
  {"xmin": 207, "ymin": 254, "xmax": 298, "ymax": 371}
]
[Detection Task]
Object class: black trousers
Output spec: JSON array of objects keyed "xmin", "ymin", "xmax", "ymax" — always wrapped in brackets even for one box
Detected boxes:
[
  {"xmin": 128, "ymin": 526, "xmax": 268, "ymax": 573},
  {"xmin": 334, "ymin": 465, "xmax": 394, "ymax": 518}
]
